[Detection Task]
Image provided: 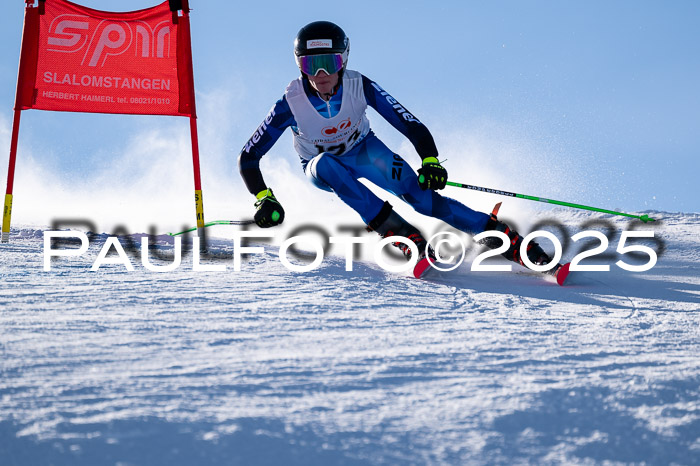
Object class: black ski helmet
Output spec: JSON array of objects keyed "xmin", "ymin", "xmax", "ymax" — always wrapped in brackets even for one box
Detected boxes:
[{"xmin": 294, "ymin": 21, "xmax": 350, "ymax": 76}]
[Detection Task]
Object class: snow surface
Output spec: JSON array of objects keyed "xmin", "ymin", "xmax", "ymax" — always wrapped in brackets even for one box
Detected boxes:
[{"xmin": 1, "ymin": 210, "xmax": 698, "ymax": 465}]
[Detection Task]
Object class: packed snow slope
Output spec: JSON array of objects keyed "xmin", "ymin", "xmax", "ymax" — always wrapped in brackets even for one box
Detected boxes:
[{"xmin": 1, "ymin": 209, "xmax": 698, "ymax": 465}]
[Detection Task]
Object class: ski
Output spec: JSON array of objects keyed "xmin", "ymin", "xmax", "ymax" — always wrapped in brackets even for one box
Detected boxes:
[
  {"xmin": 413, "ymin": 256, "xmax": 434, "ymax": 279},
  {"xmin": 413, "ymin": 258, "xmax": 572, "ymax": 285},
  {"xmin": 552, "ymin": 262, "xmax": 572, "ymax": 286},
  {"xmin": 168, "ymin": 219, "xmax": 255, "ymax": 236}
]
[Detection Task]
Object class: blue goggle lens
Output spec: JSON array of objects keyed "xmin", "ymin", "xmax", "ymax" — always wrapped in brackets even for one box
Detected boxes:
[{"xmin": 298, "ymin": 53, "xmax": 344, "ymax": 76}]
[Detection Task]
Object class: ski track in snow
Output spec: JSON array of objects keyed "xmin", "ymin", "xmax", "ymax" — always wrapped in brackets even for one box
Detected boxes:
[{"xmin": 1, "ymin": 211, "xmax": 699, "ymax": 465}]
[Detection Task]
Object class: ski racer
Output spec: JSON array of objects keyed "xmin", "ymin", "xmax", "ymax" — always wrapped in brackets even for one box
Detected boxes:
[{"xmin": 238, "ymin": 20, "xmax": 560, "ymax": 276}]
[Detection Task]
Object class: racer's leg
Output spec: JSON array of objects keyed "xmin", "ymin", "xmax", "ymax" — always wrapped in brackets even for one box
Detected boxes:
[
  {"xmin": 304, "ymin": 146, "xmax": 431, "ymax": 260},
  {"xmin": 304, "ymin": 151, "xmax": 385, "ymax": 224},
  {"xmin": 347, "ymin": 134, "xmax": 490, "ymax": 234}
]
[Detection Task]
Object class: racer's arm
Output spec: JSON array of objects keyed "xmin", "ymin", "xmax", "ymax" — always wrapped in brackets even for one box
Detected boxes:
[
  {"xmin": 238, "ymin": 96, "xmax": 296, "ymax": 194},
  {"xmin": 361, "ymin": 74, "xmax": 439, "ymax": 161}
]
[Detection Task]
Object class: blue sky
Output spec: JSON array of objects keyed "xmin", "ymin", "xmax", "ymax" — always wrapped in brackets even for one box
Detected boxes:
[{"xmin": 1, "ymin": 0, "xmax": 698, "ymax": 231}]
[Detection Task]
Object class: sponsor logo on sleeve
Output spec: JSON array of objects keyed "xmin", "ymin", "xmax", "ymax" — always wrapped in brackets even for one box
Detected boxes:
[
  {"xmin": 370, "ymin": 82, "xmax": 421, "ymax": 124},
  {"xmin": 244, "ymin": 107, "xmax": 277, "ymax": 153}
]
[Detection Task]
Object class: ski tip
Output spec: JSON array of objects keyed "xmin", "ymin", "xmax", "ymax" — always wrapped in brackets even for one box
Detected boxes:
[
  {"xmin": 491, "ymin": 202, "xmax": 502, "ymax": 217},
  {"xmin": 555, "ymin": 262, "xmax": 571, "ymax": 286},
  {"xmin": 413, "ymin": 257, "xmax": 433, "ymax": 279}
]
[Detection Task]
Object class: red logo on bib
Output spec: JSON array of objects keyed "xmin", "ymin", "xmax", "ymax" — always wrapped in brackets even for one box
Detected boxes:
[{"xmin": 322, "ymin": 118, "xmax": 351, "ymax": 136}]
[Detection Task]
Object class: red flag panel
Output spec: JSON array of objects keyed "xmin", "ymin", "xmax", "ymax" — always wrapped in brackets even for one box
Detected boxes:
[{"xmin": 18, "ymin": 0, "xmax": 193, "ymax": 117}]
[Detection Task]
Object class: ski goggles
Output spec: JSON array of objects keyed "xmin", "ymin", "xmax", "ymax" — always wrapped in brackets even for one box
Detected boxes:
[{"xmin": 296, "ymin": 53, "xmax": 344, "ymax": 76}]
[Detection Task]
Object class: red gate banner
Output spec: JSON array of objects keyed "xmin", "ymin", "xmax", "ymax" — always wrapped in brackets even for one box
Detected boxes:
[
  {"xmin": 16, "ymin": 0, "xmax": 194, "ymax": 116},
  {"xmin": 3, "ymin": 0, "xmax": 203, "ymax": 244}
]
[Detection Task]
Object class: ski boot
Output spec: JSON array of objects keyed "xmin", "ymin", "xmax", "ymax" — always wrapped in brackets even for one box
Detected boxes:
[
  {"xmin": 367, "ymin": 201, "xmax": 436, "ymax": 277},
  {"xmin": 481, "ymin": 203, "xmax": 569, "ymax": 284}
]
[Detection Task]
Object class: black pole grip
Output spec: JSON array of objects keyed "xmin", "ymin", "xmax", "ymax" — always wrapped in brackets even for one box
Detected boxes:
[{"xmin": 168, "ymin": 0, "xmax": 183, "ymax": 12}]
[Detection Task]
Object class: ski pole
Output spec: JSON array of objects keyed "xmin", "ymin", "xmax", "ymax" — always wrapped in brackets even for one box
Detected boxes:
[
  {"xmin": 445, "ymin": 181, "xmax": 656, "ymax": 223},
  {"xmin": 168, "ymin": 219, "xmax": 255, "ymax": 236}
]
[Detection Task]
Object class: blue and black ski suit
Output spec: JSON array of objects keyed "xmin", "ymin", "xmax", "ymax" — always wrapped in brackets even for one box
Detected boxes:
[{"xmin": 238, "ymin": 69, "xmax": 490, "ymax": 234}]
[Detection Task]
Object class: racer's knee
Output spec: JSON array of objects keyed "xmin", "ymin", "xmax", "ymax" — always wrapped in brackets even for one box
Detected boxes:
[
  {"xmin": 403, "ymin": 189, "xmax": 438, "ymax": 216},
  {"xmin": 305, "ymin": 153, "xmax": 335, "ymax": 192}
]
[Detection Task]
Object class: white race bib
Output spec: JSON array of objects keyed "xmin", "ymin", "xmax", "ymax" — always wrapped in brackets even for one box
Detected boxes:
[{"xmin": 285, "ymin": 70, "xmax": 370, "ymax": 160}]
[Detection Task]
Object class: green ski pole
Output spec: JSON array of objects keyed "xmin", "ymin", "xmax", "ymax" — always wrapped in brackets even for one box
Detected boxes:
[
  {"xmin": 445, "ymin": 181, "xmax": 656, "ymax": 223},
  {"xmin": 168, "ymin": 219, "xmax": 255, "ymax": 236}
]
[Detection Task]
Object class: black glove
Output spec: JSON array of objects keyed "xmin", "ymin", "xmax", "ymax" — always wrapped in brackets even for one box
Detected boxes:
[
  {"xmin": 254, "ymin": 188, "xmax": 285, "ymax": 228},
  {"xmin": 417, "ymin": 157, "xmax": 447, "ymax": 190}
]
